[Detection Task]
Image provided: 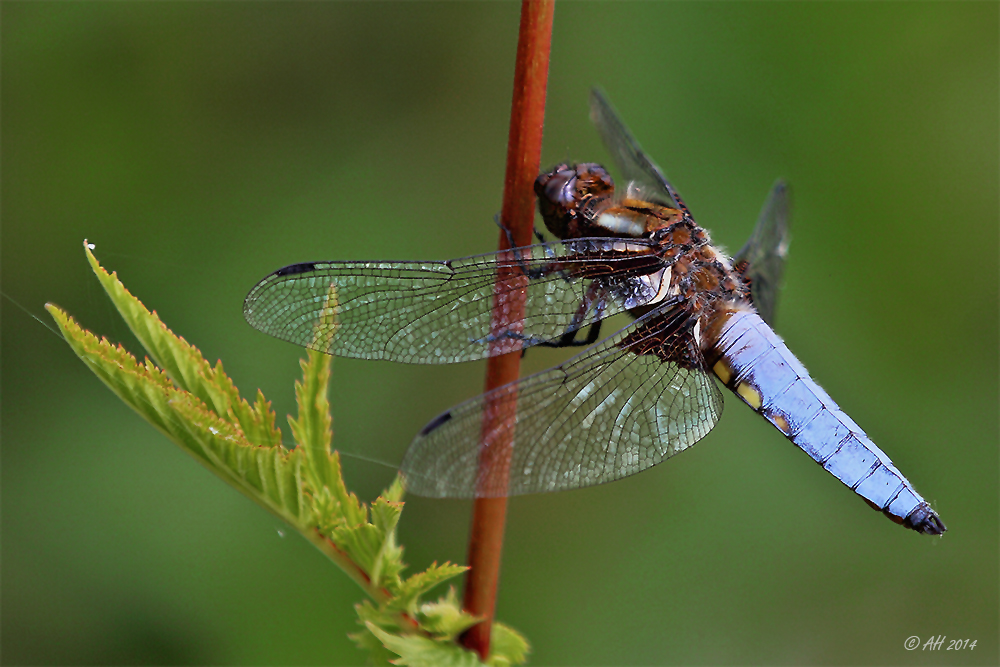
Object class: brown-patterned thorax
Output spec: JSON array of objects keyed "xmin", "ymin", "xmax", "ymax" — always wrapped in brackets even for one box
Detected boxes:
[{"xmin": 535, "ymin": 163, "xmax": 752, "ymax": 357}]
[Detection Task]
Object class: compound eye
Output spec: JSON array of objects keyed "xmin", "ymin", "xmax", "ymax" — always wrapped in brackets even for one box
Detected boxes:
[
  {"xmin": 535, "ymin": 165, "xmax": 583, "ymax": 239},
  {"xmin": 535, "ymin": 166, "xmax": 577, "ymax": 208}
]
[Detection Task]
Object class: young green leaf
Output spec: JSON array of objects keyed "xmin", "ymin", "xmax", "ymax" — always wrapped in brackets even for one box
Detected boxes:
[
  {"xmin": 48, "ymin": 243, "xmax": 528, "ymax": 664},
  {"xmin": 416, "ymin": 588, "xmax": 480, "ymax": 640},
  {"xmin": 365, "ymin": 622, "xmax": 486, "ymax": 667},
  {"xmin": 289, "ymin": 348, "xmax": 334, "ymax": 486},
  {"xmin": 388, "ymin": 562, "xmax": 471, "ymax": 614},
  {"xmin": 45, "ymin": 301, "xmax": 308, "ymax": 525},
  {"xmin": 83, "ymin": 242, "xmax": 241, "ymax": 420},
  {"xmin": 485, "ymin": 623, "xmax": 530, "ymax": 667}
]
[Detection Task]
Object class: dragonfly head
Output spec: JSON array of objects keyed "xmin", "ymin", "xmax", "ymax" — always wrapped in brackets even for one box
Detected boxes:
[{"xmin": 534, "ymin": 162, "xmax": 615, "ymax": 239}]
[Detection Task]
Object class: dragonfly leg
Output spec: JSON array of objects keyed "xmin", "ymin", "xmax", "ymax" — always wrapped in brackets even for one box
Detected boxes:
[
  {"xmin": 493, "ymin": 212, "xmax": 516, "ymax": 247},
  {"xmin": 535, "ymin": 319, "xmax": 604, "ymax": 349},
  {"xmin": 474, "ymin": 325, "xmax": 601, "ymax": 359},
  {"xmin": 533, "ymin": 279, "xmax": 608, "ymax": 349},
  {"xmin": 493, "ymin": 213, "xmax": 568, "ymax": 278},
  {"xmin": 492, "ymin": 212, "xmax": 538, "ymax": 278},
  {"xmin": 474, "ymin": 280, "xmax": 607, "ymax": 355}
]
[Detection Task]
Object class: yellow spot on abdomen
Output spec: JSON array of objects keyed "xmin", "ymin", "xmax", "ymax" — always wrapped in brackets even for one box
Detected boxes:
[
  {"xmin": 737, "ymin": 382, "xmax": 762, "ymax": 410},
  {"xmin": 773, "ymin": 414, "xmax": 791, "ymax": 435},
  {"xmin": 713, "ymin": 360, "xmax": 732, "ymax": 384}
]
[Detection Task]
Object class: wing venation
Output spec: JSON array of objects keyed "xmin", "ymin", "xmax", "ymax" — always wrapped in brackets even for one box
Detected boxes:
[
  {"xmin": 401, "ymin": 306, "xmax": 724, "ymax": 497},
  {"xmin": 243, "ymin": 238, "xmax": 670, "ymax": 364},
  {"xmin": 734, "ymin": 180, "xmax": 791, "ymax": 326},
  {"xmin": 590, "ymin": 88, "xmax": 689, "ymax": 216}
]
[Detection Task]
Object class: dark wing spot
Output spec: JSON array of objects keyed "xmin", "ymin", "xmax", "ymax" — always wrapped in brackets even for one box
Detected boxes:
[
  {"xmin": 419, "ymin": 410, "xmax": 453, "ymax": 436},
  {"xmin": 275, "ymin": 262, "xmax": 317, "ymax": 277}
]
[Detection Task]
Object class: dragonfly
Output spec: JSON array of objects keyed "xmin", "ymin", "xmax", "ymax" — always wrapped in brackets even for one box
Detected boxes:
[{"xmin": 244, "ymin": 90, "xmax": 945, "ymax": 535}]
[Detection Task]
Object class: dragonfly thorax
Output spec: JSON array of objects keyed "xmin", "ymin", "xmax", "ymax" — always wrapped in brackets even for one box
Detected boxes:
[{"xmin": 534, "ymin": 161, "xmax": 686, "ymax": 239}]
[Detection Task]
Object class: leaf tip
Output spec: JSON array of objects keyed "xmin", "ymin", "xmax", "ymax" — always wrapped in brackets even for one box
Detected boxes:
[{"xmin": 83, "ymin": 239, "xmax": 102, "ymax": 271}]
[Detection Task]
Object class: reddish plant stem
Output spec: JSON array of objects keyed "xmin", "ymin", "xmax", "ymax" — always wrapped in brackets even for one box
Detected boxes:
[{"xmin": 460, "ymin": 0, "xmax": 555, "ymax": 659}]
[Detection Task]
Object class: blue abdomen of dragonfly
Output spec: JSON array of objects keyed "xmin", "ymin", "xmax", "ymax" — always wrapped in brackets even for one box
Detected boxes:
[{"xmin": 707, "ymin": 307, "xmax": 945, "ymax": 535}]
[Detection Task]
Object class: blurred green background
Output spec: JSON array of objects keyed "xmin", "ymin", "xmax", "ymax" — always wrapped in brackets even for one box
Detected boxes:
[{"xmin": 3, "ymin": 2, "xmax": 996, "ymax": 665}]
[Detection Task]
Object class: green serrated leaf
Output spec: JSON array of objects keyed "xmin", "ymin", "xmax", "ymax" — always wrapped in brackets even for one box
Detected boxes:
[
  {"xmin": 355, "ymin": 600, "xmax": 407, "ymax": 632},
  {"xmin": 84, "ymin": 242, "xmax": 233, "ymax": 414},
  {"xmin": 227, "ymin": 384, "xmax": 283, "ymax": 450},
  {"xmin": 370, "ymin": 497, "xmax": 403, "ymax": 536},
  {"xmin": 366, "ymin": 487, "xmax": 407, "ymax": 589},
  {"xmin": 333, "ymin": 522, "xmax": 386, "ymax": 576},
  {"xmin": 323, "ymin": 452, "xmax": 369, "ymax": 528},
  {"xmin": 287, "ymin": 280, "xmax": 341, "ymax": 489},
  {"xmin": 417, "ymin": 588, "xmax": 480, "ymax": 640},
  {"xmin": 349, "ymin": 626, "xmax": 398, "ymax": 666},
  {"xmin": 53, "ymin": 244, "xmax": 530, "ymax": 665},
  {"xmin": 486, "ymin": 623, "xmax": 530, "ymax": 667},
  {"xmin": 352, "ymin": 600, "xmax": 412, "ymax": 664},
  {"xmin": 47, "ymin": 247, "xmax": 374, "ymax": 595},
  {"xmin": 388, "ymin": 562, "xmax": 470, "ymax": 613},
  {"xmin": 49, "ymin": 301, "xmax": 309, "ymax": 526},
  {"xmin": 289, "ymin": 348, "xmax": 334, "ymax": 487},
  {"xmin": 365, "ymin": 622, "xmax": 485, "ymax": 667},
  {"xmin": 48, "ymin": 305, "xmax": 225, "ymax": 465},
  {"xmin": 382, "ymin": 475, "xmax": 406, "ymax": 504},
  {"xmin": 376, "ymin": 545, "xmax": 407, "ymax": 593},
  {"xmin": 81, "ymin": 242, "xmax": 281, "ymax": 449}
]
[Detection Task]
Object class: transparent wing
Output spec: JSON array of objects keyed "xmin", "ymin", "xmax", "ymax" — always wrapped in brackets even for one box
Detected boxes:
[
  {"xmin": 734, "ymin": 180, "xmax": 791, "ymax": 326},
  {"xmin": 401, "ymin": 305, "xmax": 724, "ymax": 497},
  {"xmin": 589, "ymin": 88, "xmax": 690, "ymax": 217},
  {"xmin": 244, "ymin": 238, "xmax": 671, "ymax": 364}
]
